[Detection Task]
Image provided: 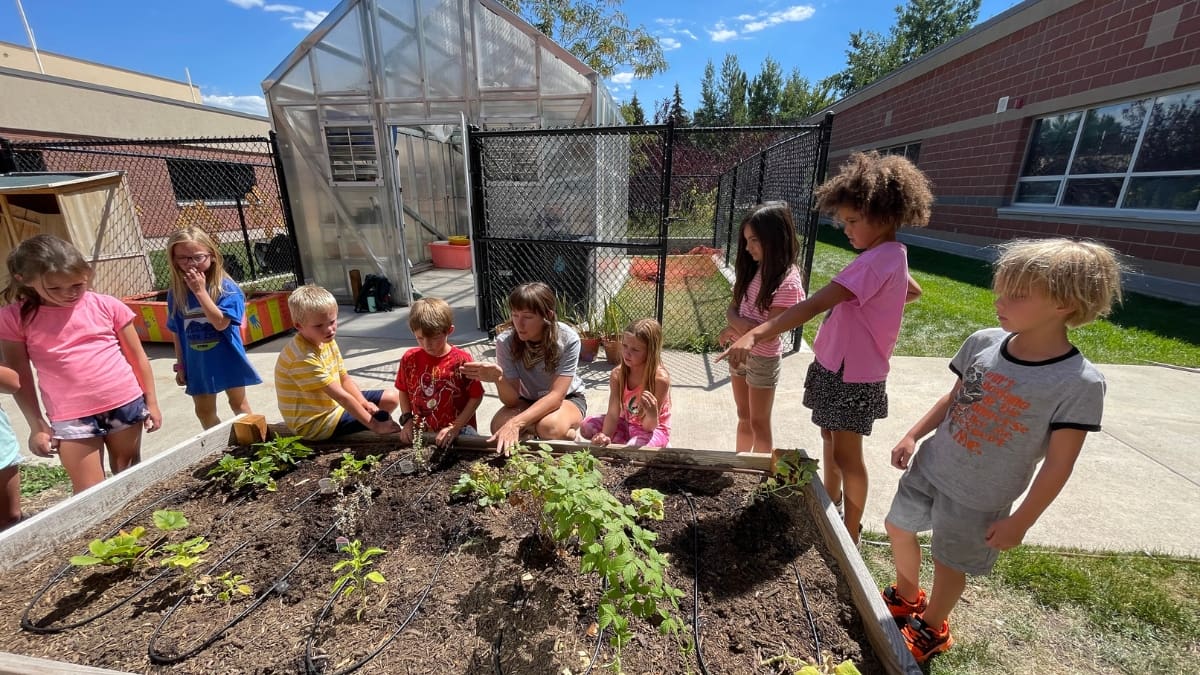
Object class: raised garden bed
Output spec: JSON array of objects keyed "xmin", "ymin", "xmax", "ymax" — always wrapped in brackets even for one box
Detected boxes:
[{"xmin": 0, "ymin": 421, "xmax": 918, "ymax": 675}]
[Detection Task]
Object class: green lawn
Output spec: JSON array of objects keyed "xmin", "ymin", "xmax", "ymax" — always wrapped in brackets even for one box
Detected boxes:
[
  {"xmin": 613, "ymin": 271, "xmax": 730, "ymax": 352},
  {"xmin": 859, "ymin": 533, "xmax": 1200, "ymax": 674},
  {"xmin": 807, "ymin": 226, "xmax": 1200, "ymax": 367}
]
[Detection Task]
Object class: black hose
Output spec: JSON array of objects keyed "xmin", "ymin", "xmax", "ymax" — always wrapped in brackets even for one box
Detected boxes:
[
  {"xmin": 791, "ymin": 560, "xmax": 822, "ymax": 659},
  {"xmin": 681, "ymin": 493, "xmax": 713, "ymax": 675}
]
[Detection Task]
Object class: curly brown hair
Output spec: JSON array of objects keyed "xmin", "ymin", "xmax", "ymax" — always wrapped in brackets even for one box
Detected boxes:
[{"xmin": 814, "ymin": 151, "xmax": 933, "ymax": 230}]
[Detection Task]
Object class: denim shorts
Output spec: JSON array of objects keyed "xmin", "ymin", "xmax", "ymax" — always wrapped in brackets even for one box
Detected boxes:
[
  {"xmin": 51, "ymin": 397, "xmax": 149, "ymax": 440},
  {"xmin": 729, "ymin": 354, "xmax": 781, "ymax": 389},
  {"xmin": 331, "ymin": 390, "xmax": 387, "ymax": 438}
]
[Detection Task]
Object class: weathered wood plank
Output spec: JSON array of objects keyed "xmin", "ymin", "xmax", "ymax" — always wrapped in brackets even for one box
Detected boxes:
[{"xmin": 0, "ymin": 652, "xmax": 133, "ymax": 675}]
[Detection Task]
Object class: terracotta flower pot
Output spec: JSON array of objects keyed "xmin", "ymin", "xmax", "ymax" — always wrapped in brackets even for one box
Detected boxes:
[
  {"xmin": 604, "ymin": 338, "xmax": 621, "ymax": 365},
  {"xmin": 579, "ymin": 336, "xmax": 601, "ymax": 363}
]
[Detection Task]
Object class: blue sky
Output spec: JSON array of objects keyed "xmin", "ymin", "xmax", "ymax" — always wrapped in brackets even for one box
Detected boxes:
[{"xmin": 0, "ymin": 0, "xmax": 1022, "ymax": 118}]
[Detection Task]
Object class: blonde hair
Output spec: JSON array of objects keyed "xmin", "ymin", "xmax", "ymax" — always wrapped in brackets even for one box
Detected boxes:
[
  {"xmin": 3, "ymin": 234, "xmax": 93, "ymax": 324},
  {"xmin": 815, "ymin": 151, "xmax": 933, "ymax": 230},
  {"xmin": 498, "ymin": 282, "xmax": 561, "ymax": 373},
  {"xmin": 993, "ymin": 238, "xmax": 1123, "ymax": 328},
  {"xmin": 166, "ymin": 226, "xmax": 231, "ymax": 317},
  {"xmin": 288, "ymin": 284, "xmax": 337, "ymax": 324},
  {"xmin": 618, "ymin": 318, "xmax": 665, "ymax": 394},
  {"xmin": 408, "ymin": 297, "xmax": 454, "ymax": 335}
]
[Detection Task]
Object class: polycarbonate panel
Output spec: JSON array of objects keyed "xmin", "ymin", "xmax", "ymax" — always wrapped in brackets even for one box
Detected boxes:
[
  {"xmin": 480, "ymin": 98, "xmax": 538, "ymax": 121},
  {"xmin": 384, "ymin": 101, "xmax": 428, "ymax": 120},
  {"xmin": 542, "ymin": 97, "xmax": 588, "ymax": 126},
  {"xmin": 272, "ymin": 55, "xmax": 316, "ymax": 104},
  {"xmin": 427, "ymin": 100, "xmax": 469, "ymax": 119},
  {"xmin": 422, "ymin": 0, "xmax": 467, "ymax": 98},
  {"xmin": 314, "ymin": 4, "xmax": 370, "ymax": 94},
  {"xmin": 376, "ymin": 0, "xmax": 423, "ymax": 99},
  {"xmin": 322, "ymin": 104, "xmax": 373, "ymax": 123},
  {"xmin": 540, "ymin": 47, "xmax": 590, "ymax": 96},
  {"xmin": 476, "ymin": 6, "xmax": 535, "ymax": 89}
]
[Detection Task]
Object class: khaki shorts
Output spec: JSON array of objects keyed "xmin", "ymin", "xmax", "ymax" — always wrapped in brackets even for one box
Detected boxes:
[{"xmin": 729, "ymin": 354, "xmax": 781, "ymax": 389}]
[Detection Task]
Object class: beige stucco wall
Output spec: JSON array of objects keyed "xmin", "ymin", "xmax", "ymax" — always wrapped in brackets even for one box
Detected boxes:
[
  {"xmin": 0, "ymin": 68, "xmax": 270, "ymax": 139},
  {"xmin": 0, "ymin": 41, "xmax": 199, "ymax": 102}
]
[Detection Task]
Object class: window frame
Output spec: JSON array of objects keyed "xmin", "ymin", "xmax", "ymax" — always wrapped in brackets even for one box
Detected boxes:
[
  {"xmin": 324, "ymin": 125, "xmax": 382, "ymax": 186},
  {"xmin": 1012, "ymin": 88, "xmax": 1200, "ymax": 220}
]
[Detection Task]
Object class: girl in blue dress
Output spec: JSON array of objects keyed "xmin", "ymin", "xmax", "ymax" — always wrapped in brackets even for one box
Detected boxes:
[{"xmin": 166, "ymin": 227, "xmax": 262, "ymax": 428}]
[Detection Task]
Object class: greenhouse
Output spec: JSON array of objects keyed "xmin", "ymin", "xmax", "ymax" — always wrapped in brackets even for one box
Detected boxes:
[{"xmin": 262, "ymin": 0, "xmax": 620, "ymax": 304}]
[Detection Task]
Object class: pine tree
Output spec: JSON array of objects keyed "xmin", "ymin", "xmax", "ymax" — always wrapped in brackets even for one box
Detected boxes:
[
  {"xmin": 693, "ymin": 59, "xmax": 719, "ymax": 127},
  {"xmin": 620, "ymin": 92, "xmax": 647, "ymax": 125},
  {"xmin": 748, "ymin": 56, "xmax": 783, "ymax": 124},
  {"xmin": 668, "ymin": 83, "xmax": 690, "ymax": 126},
  {"xmin": 717, "ymin": 53, "xmax": 748, "ymax": 126},
  {"xmin": 778, "ymin": 69, "xmax": 836, "ymax": 123}
]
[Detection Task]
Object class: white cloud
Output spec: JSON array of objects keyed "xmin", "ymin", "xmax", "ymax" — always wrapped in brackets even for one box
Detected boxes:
[
  {"xmin": 709, "ymin": 23, "xmax": 738, "ymax": 42},
  {"xmin": 226, "ymin": 0, "xmax": 263, "ymax": 9},
  {"xmin": 287, "ymin": 10, "xmax": 329, "ymax": 30},
  {"xmin": 742, "ymin": 5, "xmax": 816, "ymax": 33},
  {"xmin": 655, "ymin": 18, "xmax": 679, "ymax": 27},
  {"xmin": 264, "ymin": 3, "xmax": 302, "ymax": 12},
  {"xmin": 736, "ymin": 14, "xmax": 757, "ymax": 21},
  {"xmin": 660, "ymin": 37, "xmax": 681, "ymax": 51},
  {"xmin": 679, "ymin": 29, "xmax": 698, "ymax": 40},
  {"xmin": 610, "ymin": 72, "xmax": 635, "ymax": 84},
  {"xmin": 203, "ymin": 93, "xmax": 268, "ymax": 117}
]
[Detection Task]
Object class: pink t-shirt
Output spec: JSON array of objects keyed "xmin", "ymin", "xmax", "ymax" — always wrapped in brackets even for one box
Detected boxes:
[
  {"xmin": 0, "ymin": 293, "xmax": 143, "ymax": 421},
  {"xmin": 813, "ymin": 241, "xmax": 909, "ymax": 383},
  {"xmin": 737, "ymin": 265, "xmax": 805, "ymax": 357}
]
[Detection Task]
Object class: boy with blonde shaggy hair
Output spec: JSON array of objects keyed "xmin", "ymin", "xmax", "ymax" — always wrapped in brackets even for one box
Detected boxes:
[
  {"xmin": 276, "ymin": 285, "xmax": 400, "ymax": 439},
  {"xmin": 882, "ymin": 238, "xmax": 1122, "ymax": 663},
  {"xmin": 394, "ymin": 297, "xmax": 483, "ymax": 448}
]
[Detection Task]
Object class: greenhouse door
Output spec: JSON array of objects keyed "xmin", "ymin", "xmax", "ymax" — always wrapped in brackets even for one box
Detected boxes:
[{"xmin": 391, "ymin": 123, "xmax": 469, "ymax": 267}]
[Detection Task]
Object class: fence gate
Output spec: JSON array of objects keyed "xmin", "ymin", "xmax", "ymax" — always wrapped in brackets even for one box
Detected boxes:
[
  {"xmin": 0, "ymin": 134, "xmax": 303, "ymax": 298},
  {"xmin": 468, "ymin": 115, "xmax": 833, "ymax": 352}
]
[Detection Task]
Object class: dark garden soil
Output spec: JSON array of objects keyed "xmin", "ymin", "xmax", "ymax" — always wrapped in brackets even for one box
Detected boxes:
[{"xmin": 0, "ymin": 442, "xmax": 883, "ymax": 674}]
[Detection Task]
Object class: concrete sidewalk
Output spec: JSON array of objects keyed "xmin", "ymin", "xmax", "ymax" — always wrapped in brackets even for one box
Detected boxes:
[{"xmin": 13, "ymin": 268, "xmax": 1200, "ymax": 556}]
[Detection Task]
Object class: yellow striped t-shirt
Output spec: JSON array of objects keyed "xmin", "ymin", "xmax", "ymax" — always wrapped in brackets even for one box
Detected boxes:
[{"xmin": 274, "ymin": 334, "xmax": 345, "ymax": 440}]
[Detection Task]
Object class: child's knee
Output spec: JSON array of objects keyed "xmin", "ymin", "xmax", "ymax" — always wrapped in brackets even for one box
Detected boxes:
[
  {"xmin": 380, "ymin": 389, "xmax": 401, "ymax": 410},
  {"xmin": 536, "ymin": 417, "xmax": 574, "ymax": 440},
  {"xmin": 885, "ymin": 519, "xmax": 913, "ymax": 539}
]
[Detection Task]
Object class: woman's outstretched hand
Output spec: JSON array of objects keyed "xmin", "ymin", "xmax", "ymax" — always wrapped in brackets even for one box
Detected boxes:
[
  {"xmin": 461, "ymin": 362, "xmax": 502, "ymax": 383},
  {"xmin": 489, "ymin": 420, "xmax": 523, "ymax": 457},
  {"xmin": 716, "ymin": 332, "xmax": 755, "ymax": 369}
]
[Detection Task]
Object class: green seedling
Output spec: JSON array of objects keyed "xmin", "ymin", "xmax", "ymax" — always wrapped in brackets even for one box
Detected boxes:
[
  {"xmin": 749, "ymin": 450, "xmax": 819, "ymax": 505},
  {"xmin": 208, "ymin": 435, "xmax": 314, "ymax": 493},
  {"xmin": 159, "ymin": 536, "xmax": 211, "ymax": 575},
  {"xmin": 630, "ymin": 488, "xmax": 666, "ymax": 521},
  {"xmin": 70, "ymin": 510, "xmax": 191, "ymax": 569},
  {"xmin": 253, "ymin": 435, "xmax": 314, "ymax": 465},
  {"xmin": 451, "ymin": 462, "xmax": 511, "ymax": 507},
  {"xmin": 330, "ymin": 452, "xmax": 380, "ymax": 486},
  {"xmin": 331, "ymin": 540, "xmax": 387, "ymax": 621},
  {"xmin": 192, "ymin": 571, "xmax": 252, "ymax": 604},
  {"xmin": 760, "ymin": 651, "xmax": 862, "ymax": 675}
]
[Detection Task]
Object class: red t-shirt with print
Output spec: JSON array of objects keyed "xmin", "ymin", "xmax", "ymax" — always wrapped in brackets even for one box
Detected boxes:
[{"xmin": 394, "ymin": 346, "xmax": 484, "ymax": 430}]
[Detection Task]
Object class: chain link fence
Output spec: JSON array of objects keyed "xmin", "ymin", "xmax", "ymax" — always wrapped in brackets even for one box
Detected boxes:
[
  {"xmin": 469, "ymin": 116, "xmax": 833, "ymax": 354},
  {"xmin": 0, "ymin": 135, "xmax": 302, "ymax": 301}
]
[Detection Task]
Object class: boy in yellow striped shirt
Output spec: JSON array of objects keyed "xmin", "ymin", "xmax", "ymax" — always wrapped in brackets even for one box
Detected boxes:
[{"xmin": 275, "ymin": 285, "xmax": 400, "ymax": 439}]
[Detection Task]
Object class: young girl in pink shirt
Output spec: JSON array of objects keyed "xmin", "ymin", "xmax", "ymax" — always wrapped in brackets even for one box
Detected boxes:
[
  {"xmin": 721, "ymin": 152, "xmax": 933, "ymax": 542},
  {"xmin": 0, "ymin": 235, "xmax": 162, "ymax": 494},
  {"xmin": 580, "ymin": 318, "xmax": 672, "ymax": 448}
]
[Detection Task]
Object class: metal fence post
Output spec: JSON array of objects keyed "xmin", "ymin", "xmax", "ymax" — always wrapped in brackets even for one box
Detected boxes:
[
  {"xmin": 655, "ymin": 120, "xmax": 676, "ymax": 324},
  {"xmin": 466, "ymin": 125, "xmax": 492, "ymax": 333},
  {"xmin": 0, "ymin": 139, "xmax": 15, "ymax": 173},
  {"xmin": 269, "ymin": 130, "xmax": 305, "ymax": 287},
  {"xmin": 803, "ymin": 112, "xmax": 835, "ymax": 293},
  {"xmin": 724, "ymin": 164, "xmax": 739, "ymax": 267}
]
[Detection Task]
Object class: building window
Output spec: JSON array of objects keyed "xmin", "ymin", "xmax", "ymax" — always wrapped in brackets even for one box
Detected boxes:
[
  {"xmin": 1014, "ymin": 88, "xmax": 1200, "ymax": 213},
  {"xmin": 165, "ymin": 158, "xmax": 257, "ymax": 205},
  {"xmin": 325, "ymin": 126, "xmax": 379, "ymax": 183},
  {"xmin": 877, "ymin": 142, "xmax": 921, "ymax": 163}
]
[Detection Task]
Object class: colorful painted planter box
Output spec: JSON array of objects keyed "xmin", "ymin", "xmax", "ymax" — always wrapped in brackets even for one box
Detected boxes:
[{"xmin": 123, "ymin": 291, "xmax": 293, "ymax": 345}]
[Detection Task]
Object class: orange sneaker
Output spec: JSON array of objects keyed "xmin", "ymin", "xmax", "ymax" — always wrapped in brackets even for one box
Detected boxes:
[
  {"xmin": 882, "ymin": 584, "xmax": 927, "ymax": 621},
  {"xmin": 901, "ymin": 615, "xmax": 954, "ymax": 663}
]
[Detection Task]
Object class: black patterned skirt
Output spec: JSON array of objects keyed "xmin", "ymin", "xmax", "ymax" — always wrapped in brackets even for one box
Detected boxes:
[{"xmin": 801, "ymin": 360, "xmax": 888, "ymax": 436}]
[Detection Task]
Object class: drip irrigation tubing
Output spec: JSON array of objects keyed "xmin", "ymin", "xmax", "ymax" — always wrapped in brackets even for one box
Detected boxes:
[
  {"xmin": 303, "ymin": 516, "xmax": 468, "ymax": 675},
  {"xmin": 682, "ymin": 492, "xmax": 713, "ymax": 675},
  {"xmin": 791, "ymin": 560, "xmax": 822, "ymax": 658},
  {"xmin": 20, "ymin": 486, "xmax": 209, "ymax": 634}
]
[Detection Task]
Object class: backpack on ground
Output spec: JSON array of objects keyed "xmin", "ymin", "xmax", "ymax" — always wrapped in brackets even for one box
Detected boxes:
[{"xmin": 355, "ymin": 274, "xmax": 393, "ymax": 313}]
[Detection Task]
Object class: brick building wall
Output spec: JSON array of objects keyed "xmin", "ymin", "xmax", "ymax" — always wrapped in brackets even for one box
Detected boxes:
[{"xmin": 825, "ymin": 0, "xmax": 1200, "ymax": 286}]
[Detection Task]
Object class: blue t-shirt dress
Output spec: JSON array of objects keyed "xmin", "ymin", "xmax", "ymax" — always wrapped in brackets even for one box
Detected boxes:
[{"xmin": 167, "ymin": 278, "xmax": 262, "ymax": 396}]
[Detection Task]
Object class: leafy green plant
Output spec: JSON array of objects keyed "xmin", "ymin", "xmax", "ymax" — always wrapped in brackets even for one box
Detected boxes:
[
  {"xmin": 451, "ymin": 462, "xmax": 511, "ymax": 507},
  {"xmin": 506, "ymin": 448, "xmax": 688, "ymax": 670},
  {"xmin": 760, "ymin": 651, "xmax": 862, "ymax": 675},
  {"xmin": 159, "ymin": 536, "xmax": 211, "ymax": 575},
  {"xmin": 599, "ymin": 298, "xmax": 630, "ymax": 339},
  {"xmin": 331, "ymin": 540, "xmax": 388, "ymax": 621},
  {"xmin": 192, "ymin": 571, "xmax": 252, "ymax": 604},
  {"xmin": 630, "ymin": 488, "xmax": 666, "ymax": 521},
  {"xmin": 208, "ymin": 435, "xmax": 314, "ymax": 493},
  {"xmin": 69, "ymin": 510, "xmax": 191, "ymax": 569},
  {"xmin": 18, "ymin": 464, "xmax": 70, "ymax": 497},
  {"xmin": 330, "ymin": 452, "xmax": 380, "ymax": 486},
  {"xmin": 749, "ymin": 450, "xmax": 819, "ymax": 505}
]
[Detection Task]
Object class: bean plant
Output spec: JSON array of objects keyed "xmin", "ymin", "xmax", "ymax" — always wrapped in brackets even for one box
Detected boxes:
[
  {"xmin": 70, "ymin": 510, "xmax": 195, "ymax": 570},
  {"xmin": 331, "ymin": 540, "xmax": 388, "ymax": 621},
  {"xmin": 208, "ymin": 435, "xmax": 314, "ymax": 493},
  {"xmin": 748, "ymin": 450, "xmax": 819, "ymax": 505}
]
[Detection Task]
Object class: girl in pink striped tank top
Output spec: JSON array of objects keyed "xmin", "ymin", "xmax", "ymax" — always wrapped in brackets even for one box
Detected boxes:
[{"xmin": 580, "ymin": 319, "xmax": 671, "ymax": 448}]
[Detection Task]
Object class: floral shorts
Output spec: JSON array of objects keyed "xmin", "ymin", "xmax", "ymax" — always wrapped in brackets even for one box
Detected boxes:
[{"xmin": 50, "ymin": 397, "xmax": 149, "ymax": 440}]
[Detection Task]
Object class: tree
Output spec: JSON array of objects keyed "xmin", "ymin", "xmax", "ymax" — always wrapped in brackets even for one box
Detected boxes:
[
  {"xmin": 620, "ymin": 93, "xmax": 646, "ymax": 125},
  {"xmin": 831, "ymin": 0, "xmax": 981, "ymax": 94},
  {"xmin": 652, "ymin": 97, "xmax": 670, "ymax": 124},
  {"xmin": 778, "ymin": 68, "xmax": 837, "ymax": 123},
  {"xmin": 499, "ymin": 0, "xmax": 667, "ymax": 79},
  {"xmin": 668, "ymin": 84, "xmax": 690, "ymax": 126},
  {"xmin": 693, "ymin": 60, "xmax": 720, "ymax": 127},
  {"xmin": 748, "ymin": 56, "xmax": 783, "ymax": 124},
  {"xmin": 717, "ymin": 53, "xmax": 748, "ymax": 126}
]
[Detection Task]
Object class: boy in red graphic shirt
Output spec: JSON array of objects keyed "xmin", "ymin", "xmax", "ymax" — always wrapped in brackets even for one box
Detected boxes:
[{"xmin": 395, "ymin": 298, "xmax": 483, "ymax": 448}]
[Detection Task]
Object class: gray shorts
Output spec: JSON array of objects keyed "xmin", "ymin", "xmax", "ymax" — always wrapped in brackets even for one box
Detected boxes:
[
  {"xmin": 729, "ymin": 354, "xmax": 781, "ymax": 389},
  {"xmin": 886, "ymin": 463, "xmax": 1011, "ymax": 576}
]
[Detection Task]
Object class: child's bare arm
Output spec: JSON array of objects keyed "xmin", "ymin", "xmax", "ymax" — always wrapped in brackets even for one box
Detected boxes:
[
  {"xmin": 985, "ymin": 428, "xmax": 1086, "ymax": 550},
  {"xmin": 2, "ymin": 340, "xmax": 52, "ymax": 456},
  {"xmin": 725, "ymin": 302, "xmax": 755, "ymax": 334},
  {"xmin": 905, "ymin": 274, "xmax": 922, "ymax": 304},
  {"xmin": 396, "ymin": 389, "xmax": 414, "ymax": 444},
  {"xmin": 324, "ymin": 375, "xmax": 391, "ymax": 434},
  {"xmin": 892, "ymin": 379, "xmax": 960, "ymax": 469},
  {"xmin": 117, "ymin": 323, "xmax": 161, "ymax": 432},
  {"xmin": 597, "ymin": 369, "xmax": 622, "ymax": 439},
  {"xmin": 0, "ymin": 364, "xmax": 18, "ymax": 395},
  {"xmin": 640, "ymin": 366, "xmax": 671, "ymax": 432},
  {"xmin": 719, "ymin": 282, "xmax": 853, "ymax": 364}
]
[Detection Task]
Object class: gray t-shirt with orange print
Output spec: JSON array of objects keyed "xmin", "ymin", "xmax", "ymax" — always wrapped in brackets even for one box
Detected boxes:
[{"xmin": 912, "ymin": 328, "xmax": 1105, "ymax": 512}]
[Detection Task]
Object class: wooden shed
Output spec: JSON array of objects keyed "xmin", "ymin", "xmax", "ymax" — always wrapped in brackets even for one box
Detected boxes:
[{"xmin": 0, "ymin": 172, "xmax": 154, "ymax": 298}]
